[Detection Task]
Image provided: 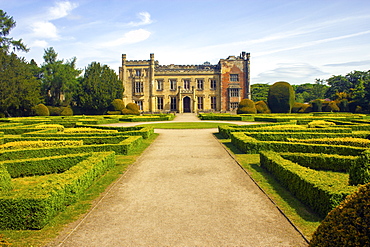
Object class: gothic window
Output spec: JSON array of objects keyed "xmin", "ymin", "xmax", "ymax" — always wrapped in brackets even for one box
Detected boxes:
[
  {"xmin": 170, "ymin": 96, "xmax": 177, "ymax": 111},
  {"xmin": 197, "ymin": 79, "xmax": 204, "ymax": 90},
  {"xmin": 229, "ymin": 88, "xmax": 240, "ymax": 97},
  {"xmin": 210, "ymin": 80, "xmax": 217, "ymax": 90},
  {"xmin": 157, "ymin": 80, "xmax": 163, "ymax": 91},
  {"xmin": 184, "ymin": 79, "xmax": 190, "ymax": 90},
  {"xmin": 170, "ymin": 79, "xmax": 177, "ymax": 90},
  {"xmin": 230, "ymin": 74, "xmax": 239, "ymax": 82},
  {"xmin": 211, "ymin": 96, "xmax": 217, "ymax": 110},
  {"xmin": 157, "ymin": 97, "xmax": 164, "ymax": 110},
  {"xmin": 197, "ymin": 96, "xmax": 204, "ymax": 110},
  {"xmin": 134, "ymin": 82, "xmax": 143, "ymax": 93}
]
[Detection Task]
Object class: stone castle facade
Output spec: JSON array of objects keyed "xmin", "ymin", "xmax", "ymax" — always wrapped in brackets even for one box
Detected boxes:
[{"xmin": 119, "ymin": 52, "xmax": 250, "ymax": 113}]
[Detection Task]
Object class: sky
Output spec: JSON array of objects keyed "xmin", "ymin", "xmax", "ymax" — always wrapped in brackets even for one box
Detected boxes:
[{"xmin": 1, "ymin": 0, "xmax": 370, "ymax": 85}]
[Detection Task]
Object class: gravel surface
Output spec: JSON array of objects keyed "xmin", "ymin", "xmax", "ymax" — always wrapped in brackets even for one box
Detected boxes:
[{"xmin": 50, "ymin": 114, "xmax": 308, "ymax": 247}]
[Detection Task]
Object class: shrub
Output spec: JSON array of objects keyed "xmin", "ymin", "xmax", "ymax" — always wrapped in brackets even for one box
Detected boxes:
[
  {"xmin": 308, "ymin": 120, "xmax": 336, "ymax": 128},
  {"xmin": 237, "ymin": 99, "xmax": 257, "ymax": 114},
  {"xmin": 323, "ymin": 101, "xmax": 340, "ymax": 112},
  {"xmin": 310, "ymin": 182, "xmax": 370, "ymax": 247},
  {"xmin": 311, "ymin": 99, "xmax": 322, "ymax": 112},
  {"xmin": 255, "ymin": 101, "xmax": 271, "ymax": 113},
  {"xmin": 0, "ymin": 164, "xmax": 12, "ymax": 192},
  {"xmin": 349, "ymin": 150, "xmax": 370, "ymax": 185},
  {"xmin": 122, "ymin": 103, "xmax": 140, "ymax": 115},
  {"xmin": 291, "ymin": 102, "xmax": 305, "ymax": 113},
  {"xmin": 111, "ymin": 99, "xmax": 125, "ymax": 111},
  {"xmin": 61, "ymin": 107, "xmax": 73, "ymax": 116},
  {"xmin": 267, "ymin": 81, "xmax": 295, "ymax": 113},
  {"xmin": 47, "ymin": 106, "xmax": 62, "ymax": 116},
  {"xmin": 34, "ymin": 104, "xmax": 50, "ymax": 116}
]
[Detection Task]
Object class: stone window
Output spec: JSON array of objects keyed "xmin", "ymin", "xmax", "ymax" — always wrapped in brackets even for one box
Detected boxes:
[
  {"xmin": 184, "ymin": 79, "xmax": 190, "ymax": 90},
  {"xmin": 229, "ymin": 88, "xmax": 240, "ymax": 97},
  {"xmin": 230, "ymin": 102, "xmax": 239, "ymax": 109},
  {"xmin": 134, "ymin": 100, "xmax": 143, "ymax": 110},
  {"xmin": 230, "ymin": 74, "xmax": 239, "ymax": 82},
  {"xmin": 210, "ymin": 80, "xmax": 217, "ymax": 90},
  {"xmin": 157, "ymin": 97, "xmax": 164, "ymax": 110},
  {"xmin": 134, "ymin": 81, "xmax": 143, "ymax": 94},
  {"xmin": 197, "ymin": 96, "xmax": 204, "ymax": 110},
  {"xmin": 197, "ymin": 79, "xmax": 204, "ymax": 90},
  {"xmin": 170, "ymin": 79, "xmax": 177, "ymax": 90},
  {"xmin": 170, "ymin": 96, "xmax": 177, "ymax": 111},
  {"xmin": 157, "ymin": 80, "xmax": 163, "ymax": 91},
  {"xmin": 211, "ymin": 96, "xmax": 217, "ymax": 110},
  {"xmin": 135, "ymin": 69, "xmax": 141, "ymax": 77}
]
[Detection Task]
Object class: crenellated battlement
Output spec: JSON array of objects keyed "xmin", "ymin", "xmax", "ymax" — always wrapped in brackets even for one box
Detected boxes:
[{"xmin": 156, "ymin": 64, "xmax": 219, "ymax": 72}]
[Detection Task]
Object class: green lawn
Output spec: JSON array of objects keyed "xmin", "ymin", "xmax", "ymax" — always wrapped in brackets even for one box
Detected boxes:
[{"xmin": 136, "ymin": 122, "xmax": 239, "ymax": 129}]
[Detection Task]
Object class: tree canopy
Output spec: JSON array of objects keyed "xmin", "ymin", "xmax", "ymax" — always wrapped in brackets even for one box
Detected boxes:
[{"xmin": 0, "ymin": 10, "xmax": 28, "ymax": 53}]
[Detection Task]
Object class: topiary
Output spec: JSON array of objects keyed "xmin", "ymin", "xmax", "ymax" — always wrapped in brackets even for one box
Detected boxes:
[
  {"xmin": 349, "ymin": 150, "xmax": 370, "ymax": 186},
  {"xmin": 47, "ymin": 106, "xmax": 63, "ymax": 116},
  {"xmin": 255, "ymin": 101, "xmax": 271, "ymax": 113},
  {"xmin": 60, "ymin": 107, "xmax": 73, "ymax": 116},
  {"xmin": 292, "ymin": 102, "xmax": 305, "ymax": 113},
  {"xmin": 0, "ymin": 164, "xmax": 12, "ymax": 192},
  {"xmin": 122, "ymin": 103, "xmax": 140, "ymax": 115},
  {"xmin": 267, "ymin": 81, "xmax": 295, "ymax": 113},
  {"xmin": 237, "ymin": 99, "xmax": 257, "ymax": 114},
  {"xmin": 308, "ymin": 120, "xmax": 336, "ymax": 128},
  {"xmin": 34, "ymin": 104, "xmax": 50, "ymax": 116},
  {"xmin": 111, "ymin": 99, "xmax": 125, "ymax": 111},
  {"xmin": 309, "ymin": 182, "xmax": 370, "ymax": 247}
]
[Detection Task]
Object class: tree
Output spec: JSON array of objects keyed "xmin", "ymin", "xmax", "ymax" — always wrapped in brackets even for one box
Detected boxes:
[
  {"xmin": 0, "ymin": 51, "xmax": 41, "ymax": 116},
  {"xmin": 311, "ymin": 79, "xmax": 328, "ymax": 100},
  {"xmin": 0, "ymin": 10, "xmax": 28, "ymax": 53},
  {"xmin": 251, "ymin": 83, "xmax": 269, "ymax": 102},
  {"xmin": 40, "ymin": 47, "xmax": 81, "ymax": 106},
  {"xmin": 75, "ymin": 62, "xmax": 123, "ymax": 114}
]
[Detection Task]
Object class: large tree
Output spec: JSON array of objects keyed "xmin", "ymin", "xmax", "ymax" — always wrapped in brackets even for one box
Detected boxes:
[
  {"xmin": 41, "ymin": 47, "xmax": 81, "ymax": 106},
  {"xmin": 75, "ymin": 62, "xmax": 123, "ymax": 114},
  {"xmin": 0, "ymin": 10, "xmax": 28, "ymax": 53},
  {"xmin": 0, "ymin": 51, "xmax": 41, "ymax": 116},
  {"xmin": 251, "ymin": 83, "xmax": 270, "ymax": 102}
]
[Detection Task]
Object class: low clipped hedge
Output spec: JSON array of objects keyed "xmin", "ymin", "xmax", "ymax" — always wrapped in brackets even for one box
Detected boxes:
[
  {"xmin": 198, "ymin": 113, "xmax": 253, "ymax": 121},
  {"xmin": 0, "ymin": 152, "xmax": 115, "ymax": 229},
  {"xmin": 1, "ymin": 153, "xmax": 91, "ymax": 178},
  {"xmin": 243, "ymin": 132, "xmax": 369, "ymax": 142},
  {"xmin": 310, "ymin": 182, "xmax": 370, "ymax": 247},
  {"xmin": 76, "ymin": 124, "xmax": 154, "ymax": 139},
  {"xmin": 280, "ymin": 152, "xmax": 357, "ymax": 172},
  {"xmin": 0, "ymin": 140, "xmax": 83, "ymax": 150},
  {"xmin": 287, "ymin": 137, "xmax": 370, "ymax": 147},
  {"xmin": 260, "ymin": 151, "xmax": 357, "ymax": 217},
  {"xmin": 230, "ymin": 132, "xmax": 366, "ymax": 155},
  {"xmin": 0, "ymin": 164, "xmax": 12, "ymax": 192},
  {"xmin": 5, "ymin": 135, "xmax": 129, "ymax": 145},
  {"xmin": 0, "ymin": 136, "xmax": 142, "ymax": 161}
]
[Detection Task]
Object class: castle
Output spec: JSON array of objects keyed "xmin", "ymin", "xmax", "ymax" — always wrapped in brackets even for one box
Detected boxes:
[{"xmin": 119, "ymin": 52, "xmax": 250, "ymax": 113}]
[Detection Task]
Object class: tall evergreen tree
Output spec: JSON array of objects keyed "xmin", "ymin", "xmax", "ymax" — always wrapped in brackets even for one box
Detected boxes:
[
  {"xmin": 75, "ymin": 62, "xmax": 123, "ymax": 114},
  {"xmin": 0, "ymin": 10, "xmax": 28, "ymax": 53}
]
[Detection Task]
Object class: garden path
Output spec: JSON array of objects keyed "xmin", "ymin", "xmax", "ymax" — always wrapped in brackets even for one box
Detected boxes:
[{"xmin": 50, "ymin": 114, "xmax": 308, "ymax": 246}]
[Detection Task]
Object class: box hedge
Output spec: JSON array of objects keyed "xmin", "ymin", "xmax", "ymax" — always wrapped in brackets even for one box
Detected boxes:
[
  {"xmin": 0, "ymin": 152, "xmax": 115, "ymax": 229},
  {"xmin": 259, "ymin": 151, "xmax": 357, "ymax": 217}
]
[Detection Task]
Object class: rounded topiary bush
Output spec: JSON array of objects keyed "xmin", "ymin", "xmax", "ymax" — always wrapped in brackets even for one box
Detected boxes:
[
  {"xmin": 309, "ymin": 182, "xmax": 370, "ymax": 247},
  {"xmin": 111, "ymin": 99, "xmax": 125, "ymax": 111},
  {"xmin": 47, "ymin": 106, "xmax": 63, "ymax": 116},
  {"xmin": 349, "ymin": 150, "xmax": 370, "ymax": 186},
  {"xmin": 255, "ymin": 101, "xmax": 271, "ymax": 113},
  {"xmin": 122, "ymin": 103, "xmax": 140, "ymax": 115},
  {"xmin": 267, "ymin": 81, "xmax": 295, "ymax": 113},
  {"xmin": 34, "ymin": 104, "xmax": 50, "ymax": 116},
  {"xmin": 237, "ymin": 99, "xmax": 257, "ymax": 114},
  {"xmin": 60, "ymin": 107, "xmax": 73, "ymax": 116}
]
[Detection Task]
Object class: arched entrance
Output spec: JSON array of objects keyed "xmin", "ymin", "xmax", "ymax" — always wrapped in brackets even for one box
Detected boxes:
[{"xmin": 183, "ymin": 96, "xmax": 191, "ymax": 113}]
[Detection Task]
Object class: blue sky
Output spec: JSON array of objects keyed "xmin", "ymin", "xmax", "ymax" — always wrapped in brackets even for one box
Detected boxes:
[{"xmin": 2, "ymin": 0, "xmax": 370, "ymax": 84}]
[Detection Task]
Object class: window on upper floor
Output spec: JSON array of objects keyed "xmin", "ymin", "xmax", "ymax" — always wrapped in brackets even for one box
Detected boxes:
[
  {"xmin": 136, "ymin": 69, "xmax": 141, "ymax": 77},
  {"xmin": 230, "ymin": 74, "xmax": 239, "ymax": 82},
  {"xmin": 229, "ymin": 88, "xmax": 240, "ymax": 97},
  {"xmin": 157, "ymin": 80, "xmax": 163, "ymax": 91},
  {"xmin": 134, "ymin": 81, "xmax": 143, "ymax": 93},
  {"xmin": 170, "ymin": 79, "xmax": 177, "ymax": 90},
  {"xmin": 184, "ymin": 79, "xmax": 190, "ymax": 90},
  {"xmin": 210, "ymin": 80, "xmax": 217, "ymax": 90},
  {"xmin": 197, "ymin": 79, "xmax": 204, "ymax": 90}
]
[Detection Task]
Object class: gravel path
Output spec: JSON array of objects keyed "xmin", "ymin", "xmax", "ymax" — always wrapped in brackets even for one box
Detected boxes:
[{"xmin": 50, "ymin": 114, "xmax": 308, "ymax": 246}]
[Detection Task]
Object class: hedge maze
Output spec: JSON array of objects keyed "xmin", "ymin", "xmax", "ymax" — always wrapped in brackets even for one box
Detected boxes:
[
  {"xmin": 0, "ymin": 116, "xmax": 154, "ymax": 230},
  {"xmin": 218, "ymin": 114, "xmax": 370, "ymax": 218}
]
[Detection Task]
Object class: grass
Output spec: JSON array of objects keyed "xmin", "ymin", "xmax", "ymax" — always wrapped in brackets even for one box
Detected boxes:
[
  {"xmin": 136, "ymin": 122, "xmax": 238, "ymax": 129},
  {"xmin": 215, "ymin": 133, "xmax": 323, "ymax": 240},
  {"xmin": 0, "ymin": 133, "xmax": 159, "ymax": 247}
]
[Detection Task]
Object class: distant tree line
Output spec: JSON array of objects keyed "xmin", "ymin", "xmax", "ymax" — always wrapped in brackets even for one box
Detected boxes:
[
  {"xmin": 249, "ymin": 70, "xmax": 370, "ymax": 114},
  {"xmin": 0, "ymin": 10, "xmax": 123, "ymax": 117}
]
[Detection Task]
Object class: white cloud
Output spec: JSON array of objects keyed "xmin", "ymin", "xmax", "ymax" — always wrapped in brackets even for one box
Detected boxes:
[
  {"xmin": 127, "ymin": 12, "xmax": 153, "ymax": 27},
  {"xmin": 31, "ymin": 21, "xmax": 59, "ymax": 39},
  {"xmin": 101, "ymin": 29, "xmax": 151, "ymax": 47},
  {"xmin": 31, "ymin": 40, "xmax": 49, "ymax": 48},
  {"xmin": 47, "ymin": 1, "xmax": 79, "ymax": 20}
]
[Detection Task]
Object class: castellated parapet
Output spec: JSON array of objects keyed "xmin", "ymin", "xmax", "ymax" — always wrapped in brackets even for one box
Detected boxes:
[{"xmin": 119, "ymin": 52, "xmax": 250, "ymax": 113}]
